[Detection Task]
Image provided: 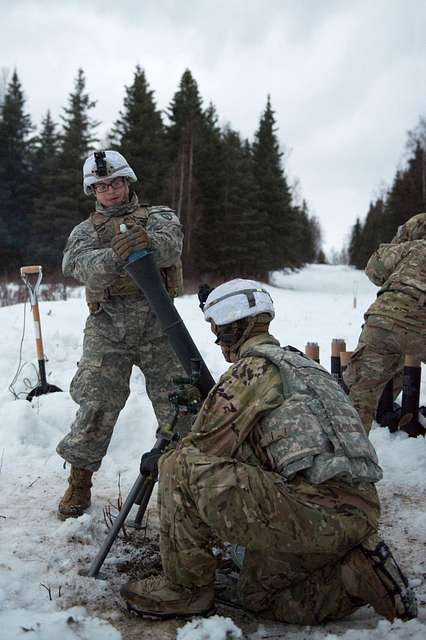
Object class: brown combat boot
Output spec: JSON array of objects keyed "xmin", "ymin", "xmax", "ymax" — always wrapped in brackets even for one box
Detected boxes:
[
  {"xmin": 120, "ymin": 575, "xmax": 215, "ymax": 618},
  {"xmin": 58, "ymin": 466, "xmax": 93, "ymax": 520},
  {"xmin": 342, "ymin": 534, "xmax": 417, "ymax": 622}
]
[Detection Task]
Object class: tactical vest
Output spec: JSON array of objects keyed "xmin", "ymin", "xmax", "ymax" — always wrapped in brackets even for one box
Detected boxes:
[
  {"xmin": 85, "ymin": 206, "xmax": 183, "ymax": 310},
  {"xmin": 244, "ymin": 344, "xmax": 383, "ymax": 485}
]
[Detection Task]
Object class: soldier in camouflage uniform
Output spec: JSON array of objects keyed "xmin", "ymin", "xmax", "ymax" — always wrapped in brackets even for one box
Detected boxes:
[
  {"xmin": 344, "ymin": 213, "xmax": 426, "ymax": 434},
  {"xmin": 120, "ymin": 279, "xmax": 417, "ymax": 624},
  {"xmin": 56, "ymin": 150, "xmax": 185, "ymax": 519}
]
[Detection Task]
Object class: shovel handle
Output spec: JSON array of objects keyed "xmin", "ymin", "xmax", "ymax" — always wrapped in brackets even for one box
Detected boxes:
[
  {"xmin": 31, "ymin": 301, "xmax": 45, "ymax": 361},
  {"xmin": 20, "ymin": 265, "xmax": 45, "ymax": 359},
  {"xmin": 20, "ymin": 265, "xmax": 42, "ymax": 275},
  {"xmin": 21, "ymin": 265, "xmax": 43, "ymax": 306}
]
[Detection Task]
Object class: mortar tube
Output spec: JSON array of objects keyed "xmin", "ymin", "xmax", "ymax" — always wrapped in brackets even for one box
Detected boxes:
[
  {"xmin": 124, "ymin": 250, "xmax": 215, "ymax": 398},
  {"xmin": 331, "ymin": 338, "xmax": 346, "ymax": 386},
  {"xmin": 339, "ymin": 351, "xmax": 353, "ymax": 395},
  {"xmin": 375, "ymin": 378, "xmax": 399, "ymax": 429},
  {"xmin": 305, "ymin": 342, "xmax": 320, "ymax": 363}
]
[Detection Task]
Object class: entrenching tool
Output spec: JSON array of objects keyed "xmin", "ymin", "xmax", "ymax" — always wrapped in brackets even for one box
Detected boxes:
[
  {"xmin": 87, "ymin": 248, "xmax": 215, "ymax": 578},
  {"xmin": 20, "ymin": 265, "xmax": 62, "ymax": 401}
]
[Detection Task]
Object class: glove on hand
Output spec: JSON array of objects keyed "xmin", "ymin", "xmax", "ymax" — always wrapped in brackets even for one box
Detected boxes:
[
  {"xmin": 111, "ymin": 226, "xmax": 149, "ymax": 261},
  {"xmin": 140, "ymin": 447, "xmax": 162, "ymax": 476}
]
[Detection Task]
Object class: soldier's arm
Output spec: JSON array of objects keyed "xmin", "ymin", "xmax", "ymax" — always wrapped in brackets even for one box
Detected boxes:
[
  {"xmin": 146, "ymin": 207, "xmax": 183, "ymax": 268},
  {"xmin": 62, "ymin": 221, "xmax": 123, "ymax": 288},
  {"xmin": 186, "ymin": 357, "xmax": 283, "ymax": 457},
  {"xmin": 365, "ymin": 241, "xmax": 413, "ymax": 286}
]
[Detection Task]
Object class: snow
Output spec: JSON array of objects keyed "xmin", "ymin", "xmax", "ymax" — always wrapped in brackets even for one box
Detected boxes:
[
  {"xmin": 0, "ymin": 264, "xmax": 425, "ymax": 640},
  {"xmin": 177, "ymin": 615, "xmax": 242, "ymax": 639}
]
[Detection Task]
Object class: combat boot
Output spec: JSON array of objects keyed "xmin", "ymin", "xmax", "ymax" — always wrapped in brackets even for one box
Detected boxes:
[
  {"xmin": 120, "ymin": 575, "xmax": 215, "ymax": 618},
  {"xmin": 58, "ymin": 466, "xmax": 93, "ymax": 520},
  {"xmin": 342, "ymin": 534, "xmax": 417, "ymax": 622}
]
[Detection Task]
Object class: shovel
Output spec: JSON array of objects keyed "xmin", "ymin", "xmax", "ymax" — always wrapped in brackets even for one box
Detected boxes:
[{"xmin": 20, "ymin": 265, "xmax": 62, "ymax": 401}]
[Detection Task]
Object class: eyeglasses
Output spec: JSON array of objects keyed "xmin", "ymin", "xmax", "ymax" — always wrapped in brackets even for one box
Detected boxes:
[{"xmin": 93, "ymin": 177, "xmax": 125, "ymax": 193}]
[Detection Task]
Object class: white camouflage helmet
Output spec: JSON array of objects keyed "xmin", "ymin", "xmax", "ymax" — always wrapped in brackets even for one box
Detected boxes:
[
  {"xmin": 203, "ymin": 279, "xmax": 275, "ymax": 326},
  {"xmin": 82, "ymin": 150, "xmax": 137, "ymax": 195}
]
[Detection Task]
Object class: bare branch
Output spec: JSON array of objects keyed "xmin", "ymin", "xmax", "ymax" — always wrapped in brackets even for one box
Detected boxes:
[{"xmin": 40, "ymin": 583, "xmax": 53, "ymax": 601}]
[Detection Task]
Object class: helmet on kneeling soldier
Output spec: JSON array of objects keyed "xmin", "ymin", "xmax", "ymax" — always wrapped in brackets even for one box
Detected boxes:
[{"xmin": 203, "ymin": 279, "xmax": 274, "ymax": 362}]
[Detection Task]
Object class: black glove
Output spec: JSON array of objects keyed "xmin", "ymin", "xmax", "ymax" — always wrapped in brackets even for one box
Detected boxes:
[{"xmin": 140, "ymin": 447, "xmax": 162, "ymax": 476}]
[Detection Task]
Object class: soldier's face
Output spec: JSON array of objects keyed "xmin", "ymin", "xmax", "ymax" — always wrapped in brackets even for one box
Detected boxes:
[
  {"xmin": 93, "ymin": 177, "xmax": 130, "ymax": 207},
  {"xmin": 210, "ymin": 321, "xmax": 238, "ymax": 363}
]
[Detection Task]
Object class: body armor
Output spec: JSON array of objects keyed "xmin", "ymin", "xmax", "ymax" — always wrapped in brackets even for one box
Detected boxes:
[
  {"xmin": 85, "ymin": 206, "xmax": 183, "ymax": 310},
  {"xmin": 244, "ymin": 344, "xmax": 383, "ymax": 485}
]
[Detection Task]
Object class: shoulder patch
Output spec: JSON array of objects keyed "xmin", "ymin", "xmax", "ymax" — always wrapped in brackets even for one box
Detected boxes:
[{"xmin": 148, "ymin": 205, "xmax": 175, "ymax": 217}]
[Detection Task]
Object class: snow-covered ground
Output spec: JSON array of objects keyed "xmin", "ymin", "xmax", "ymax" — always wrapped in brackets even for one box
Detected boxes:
[{"xmin": 0, "ymin": 265, "xmax": 425, "ymax": 640}]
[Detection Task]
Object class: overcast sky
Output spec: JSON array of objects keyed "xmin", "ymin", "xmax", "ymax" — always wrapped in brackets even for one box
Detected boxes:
[{"xmin": 1, "ymin": 0, "xmax": 426, "ymax": 252}]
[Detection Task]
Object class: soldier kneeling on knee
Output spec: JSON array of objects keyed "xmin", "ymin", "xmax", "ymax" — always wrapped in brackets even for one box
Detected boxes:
[{"xmin": 120, "ymin": 278, "xmax": 417, "ymax": 625}]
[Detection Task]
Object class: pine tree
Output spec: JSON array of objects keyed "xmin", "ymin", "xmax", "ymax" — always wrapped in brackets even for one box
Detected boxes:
[
  {"xmin": 51, "ymin": 69, "xmax": 99, "ymax": 264},
  {"xmin": 384, "ymin": 143, "xmax": 426, "ymax": 239},
  {"xmin": 110, "ymin": 66, "xmax": 168, "ymax": 203},
  {"xmin": 317, "ymin": 249, "xmax": 327, "ymax": 264},
  {"xmin": 348, "ymin": 218, "xmax": 364, "ymax": 268},
  {"xmin": 291, "ymin": 202, "xmax": 318, "ymax": 265},
  {"xmin": 252, "ymin": 96, "xmax": 297, "ymax": 273},
  {"xmin": 0, "ymin": 70, "xmax": 34, "ymax": 273},
  {"xmin": 357, "ymin": 199, "xmax": 386, "ymax": 267},
  {"xmin": 166, "ymin": 69, "xmax": 204, "ymax": 277},
  {"xmin": 345, "ymin": 115, "xmax": 426, "ymax": 262},
  {"xmin": 190, "ymin": 103, "xmax": 227, "ymax": 278},
  {"xmin": 29, "ymin": 111, "xmax": 62, "ymax": 269},
  {"xmin": 218, "ymin": 129, "xmax": 260, "ymax": 279}
]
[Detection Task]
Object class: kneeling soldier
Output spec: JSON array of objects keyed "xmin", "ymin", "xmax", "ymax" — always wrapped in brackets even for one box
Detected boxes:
[{"xmin": 121, "ymin": 279, "xmax": 417, "ymax": 624}]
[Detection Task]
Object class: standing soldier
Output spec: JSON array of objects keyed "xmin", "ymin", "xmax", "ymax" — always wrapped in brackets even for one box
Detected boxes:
[
  {"xmin": 120, "ymin": 279, "xmax": 416, "ymax": 624},
  {"xmin": 56, "ymin": 150, "xmax": 184, "ymax": 519},
  {"xmin": 344, "ymin": 213, "xmax": 426, "ymax": 433}
]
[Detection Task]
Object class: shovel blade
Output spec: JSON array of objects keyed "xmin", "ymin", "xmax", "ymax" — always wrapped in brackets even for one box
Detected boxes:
[{"xmin": 26, "ymin": 384, "xmax": 62, "ymax": 402}]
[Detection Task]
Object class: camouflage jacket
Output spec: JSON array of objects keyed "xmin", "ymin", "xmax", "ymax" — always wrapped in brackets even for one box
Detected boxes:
[
  {"xmin": 365, "ymin": 239, "xmax": 426, "ymax": 331},
  {"xmin": 62, "ymin": 203, "xmax": 183, "ymax": 295},
  {"xmin": 182, "ymin": 334, "xmax": 382, "ymax": 485},
  {"xmin": 182, "ymin": 334, "xmax": 283, "ymax": 466}
]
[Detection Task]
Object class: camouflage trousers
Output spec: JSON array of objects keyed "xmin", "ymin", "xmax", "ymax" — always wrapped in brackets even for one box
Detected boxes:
[
  {"xmin": 158, "ymin": 445, "xmax": 380, "ymax": 624},
  {"xmin": 57, "ymin": 297, "xmax": 187, "ymax": 471},
  {"xmin": 343, "ymin": 314, "xmax": 426, "ymax": 433}
]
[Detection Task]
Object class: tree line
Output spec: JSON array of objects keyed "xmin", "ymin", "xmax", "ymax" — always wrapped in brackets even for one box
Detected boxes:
[
  {"xmin": 0, "ymin": 67, "xmax": 322, "ymax": 286},
  {"xmin": 348, "ymin": 118, "xmax": 426, "ymax": 269}
]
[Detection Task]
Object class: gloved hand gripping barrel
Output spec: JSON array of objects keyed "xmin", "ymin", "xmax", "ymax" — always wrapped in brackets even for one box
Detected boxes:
[{"xmin": 124, "ymin": 248, "xmax": 215, "ymax": 397}]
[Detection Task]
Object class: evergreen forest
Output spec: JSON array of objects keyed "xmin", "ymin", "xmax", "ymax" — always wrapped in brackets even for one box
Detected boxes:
[
  {"xmin": 0, "ymin": 67, "xmax": 323, "ymax": 287},
  {"xmin": 347, "ymin": 118, "xmax": 426, "ymax": 269}
]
